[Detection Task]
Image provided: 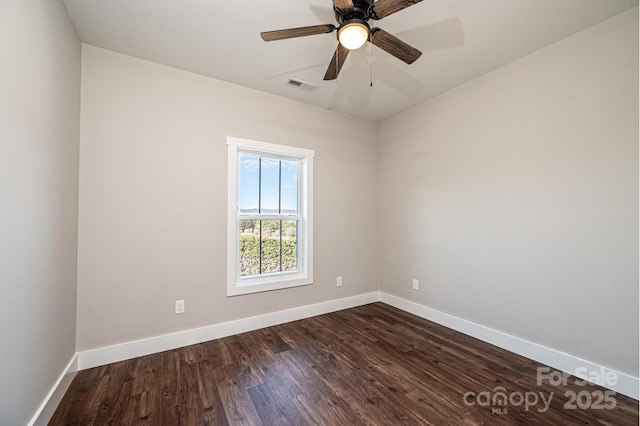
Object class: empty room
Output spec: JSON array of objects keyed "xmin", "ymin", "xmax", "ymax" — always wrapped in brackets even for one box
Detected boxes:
[{"xmin": 1, "ymin": 0, "xmax": 638, "ymax": 424}]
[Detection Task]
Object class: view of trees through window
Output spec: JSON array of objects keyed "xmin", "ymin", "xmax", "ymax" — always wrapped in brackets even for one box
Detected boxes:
[
  {"xmin": 239, "ymin": 220, "xmax": 297, "ymax": 276},
  {"xmin": 238, "ymin": 154, "xmax": 299, "ymax": 276}
]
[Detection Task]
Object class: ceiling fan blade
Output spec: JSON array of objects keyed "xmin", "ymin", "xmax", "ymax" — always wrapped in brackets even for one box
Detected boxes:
[
  {"xmin": 371, "ymin": 28, "xmax": 422, "ymax": 64},
  {"xmin": 332, "ymin": 0, "xmax": 354, "ymax": 10},
  {"xmin": 371, "ymin": 0, "xmax": 422, "ymax": 19},
  {"xmin": 261, "ymin": 24, "xmax": 335, "ymax": 42},
  {"xmin": 323, "ymin": 44, "xmax": 350, "ymax": 80}
]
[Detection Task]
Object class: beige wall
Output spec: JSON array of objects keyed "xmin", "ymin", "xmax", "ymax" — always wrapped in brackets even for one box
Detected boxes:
[
  {"xmin": 76, "ymin": 45, "xmax": 379, "ymax": 350},
  {"xmin": 0, "ymin": 1, "xmax": 81, "ymax": 424},
  {"xmin": 378, "ymin": 8, "xmax": 639, "ymax": 376}
]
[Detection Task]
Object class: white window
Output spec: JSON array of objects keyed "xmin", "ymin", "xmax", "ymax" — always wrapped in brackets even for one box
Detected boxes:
[{"xmin": 227, "ymin": 137, "xmax": 314, "ymax": 296}]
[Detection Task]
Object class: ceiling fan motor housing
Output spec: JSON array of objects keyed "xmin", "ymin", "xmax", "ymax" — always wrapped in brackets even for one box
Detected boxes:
[{"xmin": 334, "ymin": 0, "xmax": 377, "ymax": 25}]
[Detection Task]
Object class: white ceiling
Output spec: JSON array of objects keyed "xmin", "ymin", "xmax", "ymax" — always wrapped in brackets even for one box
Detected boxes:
[{"xmin": 62, "ymin": 0, "xmax": 638, "ymax": 121}]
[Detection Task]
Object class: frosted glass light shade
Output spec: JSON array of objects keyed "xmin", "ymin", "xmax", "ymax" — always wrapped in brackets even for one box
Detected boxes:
[{"xmin": 338, "ymin": 22, "xmax": 369, "ymax": 50}]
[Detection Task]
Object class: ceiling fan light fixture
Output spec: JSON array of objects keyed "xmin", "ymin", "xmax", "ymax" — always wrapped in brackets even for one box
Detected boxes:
[{"xmin": 338, "ymin": 20, "xmax": 369, "ymax": 50}]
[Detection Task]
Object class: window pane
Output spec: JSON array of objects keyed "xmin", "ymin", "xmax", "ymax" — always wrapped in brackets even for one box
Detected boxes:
[
  {"xmin": 239, "ymin": 220, "xmax": 260, "ymax": 277},
  {"xmin": 261, "ymin": 220, "xmax": 281, "ymax": 274},
  {"xmin": 238, "ymin": 155, "xmax": 259, "ymax": 214},
  {"xmin": 238, "ymin": 156, "xmax": 300, "ymax": 278},
  {"xmin": 260, "ymin": 158, "xmax": 280, "ymax": 214},
  {"xmin": 282, "ymin": 220, "xmax": 298, "ymax": 272},
  {"xmin": 280, "ymin": 160, "xmax": 298, "ymax": 214}
]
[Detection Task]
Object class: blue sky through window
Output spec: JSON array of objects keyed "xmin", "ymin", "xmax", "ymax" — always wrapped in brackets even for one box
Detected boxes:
[{"xmin": 239, "ymin": 154, "xmax": 298, "ymax": 214}]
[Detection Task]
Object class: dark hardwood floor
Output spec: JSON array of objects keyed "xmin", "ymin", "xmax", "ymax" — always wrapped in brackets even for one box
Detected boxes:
[{"xmin": 50, "ymin": 303, "xmax": 639, "ymax": 425}]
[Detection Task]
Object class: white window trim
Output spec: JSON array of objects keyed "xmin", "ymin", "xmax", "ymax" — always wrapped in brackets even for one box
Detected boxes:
[{"xmin": 227, "ymin": 136, "xmax": 314, "ymax": 296}]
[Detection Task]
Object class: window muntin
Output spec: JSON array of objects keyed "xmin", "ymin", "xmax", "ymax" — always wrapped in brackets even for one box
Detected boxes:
[{"xmin": 227, "ymin": 137, "xmax": 313, "ymax": 296}]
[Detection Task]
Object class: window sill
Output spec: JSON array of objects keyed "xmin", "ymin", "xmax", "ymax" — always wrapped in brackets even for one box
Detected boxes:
[{"xmin": 227, "ymin": 275, "xmax": 313, "ymax": 296}]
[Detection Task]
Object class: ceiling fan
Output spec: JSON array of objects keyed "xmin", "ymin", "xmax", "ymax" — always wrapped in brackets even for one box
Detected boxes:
[{"xmin": 261, "ymin": 0, "xmax": 423, "ymax": 81}]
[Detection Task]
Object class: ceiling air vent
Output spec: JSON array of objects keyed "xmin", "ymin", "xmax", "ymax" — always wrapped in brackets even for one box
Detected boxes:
[{"xmin": 285, "ymin": 78, "xmax": 318, "ymax": 93}]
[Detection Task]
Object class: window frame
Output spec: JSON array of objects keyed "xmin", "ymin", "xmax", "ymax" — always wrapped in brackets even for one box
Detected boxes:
[{"xmin": 227, "ymin": 136, "xmax": 314, "ymax": 296}]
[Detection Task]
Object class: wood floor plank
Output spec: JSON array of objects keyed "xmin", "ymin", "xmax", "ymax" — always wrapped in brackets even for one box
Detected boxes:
[
  {"xmin": 92, "ymin": 361, "xmax": 137, "ymax": 425},
  {"xmin": 211, "ymin": 364, "xmax": 262, "ymax": 425},
  {"xmin": 50, "ymin": 303, "xmax": 639, "ymax": 425},
  {"xmin": 193, "ymin": 362, "xmax": 229, "ymax": 425}
]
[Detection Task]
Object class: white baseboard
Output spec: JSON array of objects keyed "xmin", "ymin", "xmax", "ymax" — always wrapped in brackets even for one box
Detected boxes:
[
  {"xmin": 380, "ymin": 292, "xmax": 639, "ymax": 400},
  {"xmin": 74, "ymin": 290, "xmax": 638, "ymax": 401},
  {"xmin": 28, "ymin": 353, "xmax": 78, "ymax": 426},
  {"xmin": 77, "ymin": 292, "xmax": 381, "ymax": 371}
]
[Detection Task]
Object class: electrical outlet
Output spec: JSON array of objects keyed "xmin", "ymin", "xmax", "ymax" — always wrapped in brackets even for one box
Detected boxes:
[
  {"xmin": 175, "ymin": 300, "xmax": 185, "ymax": 314},
  {"xmin": 337, "ymin": 276, "xmax": 343, "ymax": 287},
  {"xmin": 412, "ymin": 279, "xmax": 419, "ymax": 290}
]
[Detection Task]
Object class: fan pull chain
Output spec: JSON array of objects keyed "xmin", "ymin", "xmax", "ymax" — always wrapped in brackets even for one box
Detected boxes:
[{"xmin": 369, "ymin": 32, "xmax": 373, "ymax": 87}]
